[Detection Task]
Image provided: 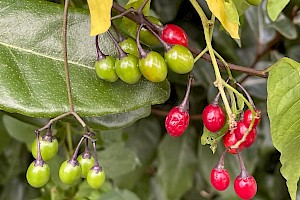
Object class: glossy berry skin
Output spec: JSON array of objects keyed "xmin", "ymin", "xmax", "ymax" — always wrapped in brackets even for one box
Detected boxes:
[
  {"xmin": 119, "ymin": 38, "xmax": 139, "ymax": 57},
  {"xmin": 95, "ymin": 56, "xmax": 118, "ymax": 82},
  {"xmin": 115, "ymin": 54, "xmax": 141, "ymax": 84},
  {"xmin": 202, "ymin": 104, "xmax": 226, "ymax": 132},
  {"xmin": 164, "ymin": 45, "xmax": 194, "ymax": 74},
  {"xmin": 32, "ymin": 137, "xmax": 59, "ymax": 161},
  {"xmin": 161, "ymin": 24, "xmax": 188, "ymax": 47},
  {"xmin": 243, "ymin": 109, "xmax": 261, "ymax": 128},
  {"xmin": 246, "ymin": 0, "xmax": 262, "ymax": 6},
  {"xmin": 223, "ymin": 130, "xmax": 244, "ymax": 154},
  {"xmin": 87, "ymin": 168, "xmax": 106, "ymax": 189},
  {"xmin": 165, "ymin": 106, "xmax": 189, "ymax": 137},
  {"xmin": 234, "ymin": 121, "xmax": 257, "ymax": 148},
  {"xmin": 140, "ymin": 16, "xmax": 163, "ymax": 46},
  {"xmin": 26, "ymin": 161, "xmax": 50, "ymax": 188},
  {"xmin": 78, "ymin": 154, "xmax": 95, "ymax": 178},
  {"xmin": 59, "ymin": 160, "xmax": 81, "ymax": 185},
  {"xmin": 210, "ymin": 168, "xmax": 230, "ymax": 191},
  {"xmin": 234, "ymin": 175, "xmax": 257, "ymax": 199},
  {"xmin": 139, "ymin": 51, "xmax": 168, "ymax": 82}
]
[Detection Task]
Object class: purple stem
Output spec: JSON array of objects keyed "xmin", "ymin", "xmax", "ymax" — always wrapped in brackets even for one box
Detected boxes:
[
  {"xmin": 179, "ymin": 75, "xmax": 194, "ymax": 112},
  {"xmin": 136, "ymin": 24, "xmax": 147, "ymax": 58},
  {"xmin": 236, "ymin": 82, "xmax": 255, "ymax": 108},
  {"xmin": 144, "ymin": 24, "xmax": 171, "ymax": 51},
  {"xmin": 95, "ymin": 35, "xmax": 106, "ymax": 60},
  {"xmin": 107, "ymin": 30, "xmax": 127, "ymax": 59},
  {"xmin": 237, "ymin": 151, "xmax": 249, "ymax": 178}
]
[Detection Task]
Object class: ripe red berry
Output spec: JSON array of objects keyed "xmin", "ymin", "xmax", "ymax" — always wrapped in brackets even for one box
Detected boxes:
[
  {"xmin": 210, "ymin": 168, "xmax": 230, "ymax": 191},
  {"xmin": 243, "ymin": 109, "xmax": 261, "ymax": 128},
  {"xmin": 165, "ymin": 106, "xmax": 189, "ymax": 137},
  {"xmin": 234, "ymin": 121, "xmax": 257, "ymax": 148},
  {"xmin": 223, "ymin": 130, "xmax": 244, "ymax": 154},
  {"xmin": 234, "ymin": 175, "xmax": 257, "ymax": 199},
  {"xmin": 161, "ymin": 24, "xmax": 188, "ymax": 47},
  {"xmin": 202, "ymin": 104, "xmax": 226, "ymax": 132}
]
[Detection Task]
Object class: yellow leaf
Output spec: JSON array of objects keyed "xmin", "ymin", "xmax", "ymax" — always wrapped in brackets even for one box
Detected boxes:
[
  {"xmin": 87, "ymin": 0, "xmax": 113, "ymax": 36},
  {"xmin": 206, "ymin": 0, "xmax": 240, "ymax": 39}
]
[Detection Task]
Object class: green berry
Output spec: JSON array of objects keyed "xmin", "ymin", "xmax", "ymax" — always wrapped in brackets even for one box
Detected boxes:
[
  {"xmin": 119, "ymin": 38, "xmax": 139, "ymax": 57},
  {"xmin": 78, "ymin": 154, "xmax": 95, "ymax": 178},
  {"xmin": 95, "ymin": 56, "xmax": 118, "ymax": 82},
  {"xmin": 115, "ymin": 54, "xmax": 141, "ymax": 84},
  {"xmin": 32, "ymin": 137, "xmax": 59, "ymax": 161},
  {"xmin": 26, "ymin": 161, "xmax": 50, "ymax": 188},
  {"xmin": 87, "ymin": 167, "xmax": 105, "ymax": 189},
  {"xmin": 59, "ymin": 160, "xmax": 81, "ymax": 185},
  {"xmin": 164, "ymin": 44, "xmax": 194, "ymax": 74},
  {"xmin": 139, "ymin": 51, "xmax": 168, "ymax": 82},
  {"xmin": 139, "ymin": 16, "xmax": 163, "ymax": 46}
]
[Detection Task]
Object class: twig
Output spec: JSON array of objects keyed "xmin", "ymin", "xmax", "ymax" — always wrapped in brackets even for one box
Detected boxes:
[{"xmin": 111, "ymin": 2, "xmax": 269, "ymax": 78}]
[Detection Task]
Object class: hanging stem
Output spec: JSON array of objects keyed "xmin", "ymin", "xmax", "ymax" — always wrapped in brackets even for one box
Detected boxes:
[
  {"xmin": 189, "ymin": 0, "xmax": 234, "ymax": 129},
  {"xmin": 107, "ymin": 30, "xmax": 127, "ymax": 58},
  {"xmin": 62, "ymin": 0, "xmax": 74, "ymax": 112},
  {"xmin": 179, "ymin": 75, "xmax": 194, "ymax": 111}
]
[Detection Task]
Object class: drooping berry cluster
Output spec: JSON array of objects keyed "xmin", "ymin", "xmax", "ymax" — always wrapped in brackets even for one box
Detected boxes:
[
  {"xmin": 94, "ymin": 15, "xmax": 193, "ymax": 84},
  {"xmin": 26, "ymin": 128, "xmax": 105, "ymax": 189},
  {"xmin": 210, "ymin": 151, "xmax": 257, "ymax": 199}
]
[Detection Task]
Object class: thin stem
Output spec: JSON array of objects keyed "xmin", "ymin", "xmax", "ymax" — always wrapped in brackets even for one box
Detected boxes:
[
  {"xmin": 216, "ymin": 149, "xmax": 227, "ymax": 168},
  {"xmin": 137, "ymin": 25, "xmax": 147, "ymax": 58},
  {"xmin": 71, "ymin": 112, "xmax": 87, "ymax": 128},
  {"xmin": 111, "ymin": 22, "xmax": 125, "ymax": 42},
  {"xmin": 95, "ymin": 35, "xmax": 106, "ymax": 60},
  {"xmin": 194, "ymin": 47, "xmax": 208, "ymax": 63},
  {"xmin": 34, "ymin": 130, "xmax": 44, "ymax": 166},
  {"xmin": 144, "ymin": 24, "xmax": 171, "ymax": 51},
  {"xmin": 213, "ymin": 49, "xmax": 234, "ymax": 81},
  {"xmin": 237, "ymin": 152, "xmax": 248, "ymax": 178},
  {"xmin": 107, "ymin": 30, "xmax": 127, "ymax": 59},
  {"xmin": 111, "ymin": 8, "xmax": 136, "ymax": 20},
  {"xmin": 70, "ymin": 136, "xmax": 85, "ymax": 161},
  {"xmin": 179, "ymin": 75, "xmax": 194, "ymax": 111},
  {"xmin": 62, "ymin": 0, "xmax": 74, "ymax": 112},
  {"xmin": 235, "ymin": 82, "xmax": 255, "ymax": 108},
  {"xmin": 38, "ymin": 112, "xmax": 71, "ymax": 132},
  {"xmin": 91, "ymin": 141, "xmax": 100, "ymax": 168},
  {"xmin": 138, "ymin": 0, "xmax": 150, "ymax": 13}
]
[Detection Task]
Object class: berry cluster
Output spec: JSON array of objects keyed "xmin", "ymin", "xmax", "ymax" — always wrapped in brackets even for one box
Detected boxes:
[
  {"xmin": 94, "ymin": 16, "xmax": 194, "ymax": 84},
  {"xmin": 210, "ymin": 151, "xmax": 257, "ymax": 199},
  {"xmin": 26, "ymin": 128, "xmax": 105, "ymax": 189}
]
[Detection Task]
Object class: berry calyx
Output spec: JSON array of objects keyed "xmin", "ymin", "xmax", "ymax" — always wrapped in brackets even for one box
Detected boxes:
[
  {"xmin": 78, "ymin": 153, "xmax": 95, "ymax": 178},
  {"xmin": 243, "ymin": 109, "xmax": 261, "ymax": 128},
  {"xmin": 87, "ymin": 166, "xmax": 106, "ymax": 189},
  {"xmin": 234, "ymin": 121, "xmax": 257, "ymax": 148},
  {"xmin": 161, "ymin": 24, "xmax": 188, "ymax": 47},
  {"xmin": 234, "ymin": 175, "xmax": 257, "ymax": 199},
  {"xmin": 223, "ymin": 130, "xmax": 244, "ymax": 154},
  {"xmin": 164, "ymin": 44, "xmax": 194, "ymax": 74},
  {"xmin": 202, "ymin": 104, "xmax": 226, "ymax": 132},
  {"xmin": 26, "ymin": 160, "xmax": 50, "ymax": 188},
  {"xmin": 59, "ymin": 159, "xmax": 81, "ymax": 185}
]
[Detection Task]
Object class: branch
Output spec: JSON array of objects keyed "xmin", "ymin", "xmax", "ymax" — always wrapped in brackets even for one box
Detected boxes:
[{"xmin": 111, "ymin": 2, "xmax": 268, "ymax": 78}]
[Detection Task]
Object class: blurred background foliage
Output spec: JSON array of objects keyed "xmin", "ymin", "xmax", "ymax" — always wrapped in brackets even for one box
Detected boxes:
[{"xmin": 0, "ymin": 0, "xmax": 300, "ymax": 199}]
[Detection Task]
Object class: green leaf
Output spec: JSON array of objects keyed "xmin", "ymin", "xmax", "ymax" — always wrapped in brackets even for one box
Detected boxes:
[
  {"xmin": 201, "ymin": 123, "xmax": 229, "ymax": 153},
  {"xmin": 269, "ymin": 13, "xmax": 297, "ymax": 40},
  {"xmin": 98, "ymin": 143, "xmax": 140, "ymax": 179},
  {"xmin": 157, "ymin": 128, "xmax": 198, "ymax": 200},
  {"xmin": 267, "ymin": 0, "xmax": 290, "ymax": 21},
  {"xmin": 0, "ymin": 0, "xmax": 170, "ymax": 118},
  {"xmin": 267, "ymin": 57, "xmax": 300, "ymax": 200}
]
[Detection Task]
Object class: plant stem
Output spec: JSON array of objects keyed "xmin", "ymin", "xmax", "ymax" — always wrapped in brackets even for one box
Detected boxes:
[
  {"xmin": 62, "ymin": 0, "xmax": 74, "ymax": 112},
  {"xmin": 189, "ymin": 0, "xmax": 234, "ymax": 128},
  {"xmin": 194, "ymin": 47, "xmax": 208, "ymax": 63},
  {"xmin": 38, "ymin": 112, "xmax": 71, "ymax": 132},
  {"xmin": 213, "ymin": 49, "xmax": 234, "ymax": 81}
]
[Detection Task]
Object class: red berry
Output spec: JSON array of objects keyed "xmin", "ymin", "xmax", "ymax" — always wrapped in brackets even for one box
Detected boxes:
[
  {"xmin": 202, "ymin": 104, "xmax": 226, "ymax": 132},
  {"xmin": 210, "ymin": 168, "xmax": 230, "ymax": 191},
  {"xmin": 223, "ymin": 130, "xmax": 243, "ymax": 154},
  {"xmin": 234, "ymin": 175, "xmax": 257, "ymax": 199},
  {"xmin": 161, "ymin": 24, "xmax": 188, "ymax": 47},
  {"xmin": 165, "ymin": 106, "xmax": 189, "ymax": 137},
  {"xmin": 234, "ymin": 121, "xmax": 257, "ymax": 148},
  {"xmin": 243, "ymin": 109, "xmax": 261, "ymax": 128}
]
